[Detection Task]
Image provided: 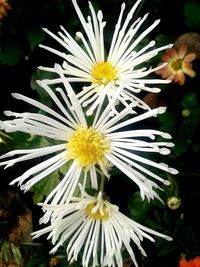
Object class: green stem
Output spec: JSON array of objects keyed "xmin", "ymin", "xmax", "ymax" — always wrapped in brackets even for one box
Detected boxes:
[
  {"xmin": 175, "ymin": 236, "xmax": 192, "ymax": 256},
  {"xmin": 99, "ymin": 174, "xmax": 106, "ymax": 193}
]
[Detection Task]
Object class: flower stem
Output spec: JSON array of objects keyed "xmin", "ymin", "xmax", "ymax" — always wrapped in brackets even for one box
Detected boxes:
[{"xmin": 100, "ymin": 174, "xmax": 106, "ymax": 193}]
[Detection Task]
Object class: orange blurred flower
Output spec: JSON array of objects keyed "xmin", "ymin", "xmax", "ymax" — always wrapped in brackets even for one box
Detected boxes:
[
  {"xmin": 179, "ymin": 256, "xmax": 200, "ymax": 267},
  {"xmin": 156, "ymin": 45, "xmax": 196, "ymax": 85},
  {"xmin": 0, "ymin": 0, "xmax": 11, "ymax": 20}
]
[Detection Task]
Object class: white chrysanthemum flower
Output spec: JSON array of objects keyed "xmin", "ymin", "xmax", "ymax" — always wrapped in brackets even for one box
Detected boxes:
[
  {"xmin": 32, "ymin": 186, "xmax": 172, "ymax": 267},
  {"xmin": 0, "ymin": 64, "xmax": 177, "ymax": 220},
  {"xmin": 39, "ymin": 0, "xmax": 172, "ymax": 115}
]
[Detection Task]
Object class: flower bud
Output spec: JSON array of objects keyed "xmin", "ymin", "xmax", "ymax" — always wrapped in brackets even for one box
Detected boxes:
[{"xmin": 167, "ymin": 196, "xmax": 181, "ymax": 210}]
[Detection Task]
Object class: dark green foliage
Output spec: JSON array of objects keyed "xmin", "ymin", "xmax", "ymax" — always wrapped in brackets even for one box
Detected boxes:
[{"xmin": 184, "ymin": 2, "xmax": 200, "ymax": 28}]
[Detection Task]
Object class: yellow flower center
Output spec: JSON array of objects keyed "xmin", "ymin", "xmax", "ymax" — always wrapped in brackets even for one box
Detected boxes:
[
  {"xmin": 85, "ymin": 203, "xmax": 109, "ymax": 221},
  {"xmin": 92, "ymin": 62, "xmax": 117, "ymax": 85},
  {"xmin": 67, "ymin": 126, "xmax": 110, "ymax": 170},
  {"xmin": 170, "ymin": 59, "xmax": 183, "ymax": 71}
]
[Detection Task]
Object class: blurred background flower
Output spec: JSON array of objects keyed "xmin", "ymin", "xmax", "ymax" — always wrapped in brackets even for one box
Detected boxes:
[
  {"xmin": 0, "ymin": 0, "xmax": 11, "ymax": 21},
  {"xmin": 179, "ymin": 256, "xmax": 200, "ymax": 267},
  {"xmin": 156, "ymin": 46, "xmax": 196, "ymax": 85}
]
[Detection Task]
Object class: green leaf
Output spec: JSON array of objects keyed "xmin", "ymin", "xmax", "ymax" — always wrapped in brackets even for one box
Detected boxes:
[
  {"xmin": 26, "ymin": 257, "xmax": 48, "ymax": 267},
  {"xmin": 0, "ymin": 45, "xmax": 23, "ymax": 66},
  {"xmin": 2, "ymin": 241, "xmax": 11, "ymax": 264},
  {"xmin": 155, "ymin": 34, "xmax": 175, "ymax": 47},
  {"xmin": 30, "ymin": 137, "xmax": 71, "ymax": 203},
  {"xmin": 158, "ymin": 112, "xmax": 178, "ymax": 134},
  {"xmin": 158, "ymin": 242, "xmax": 180, "ymax": 257},
  {"xmin": 163, "ymin": 210, "xmax": 171, "ymax": 229},
  {"xmin": 173, "ymin": 141, "xmax": 188, "ymax": 158},
  {"xmin": 128, "ymin": 192, "xmax": 152, "ymax": 222},
  {"xmin": 154, "ymin": 209, "xmax": 163, "ymax": 225},
  {"xmin": 1, "ymin": 132, "xmax": 43, "ymax": 155},
  {"xmin": 192, "ymin": 143, "xmax": 200, "ymax": 152},
  {"xmin": 184, "ymin": 3, "xmax": 200, "ymax": 28},
  {"xmin": 27, "ymin": 29, "xmax": 46, "ymax": 51},
  {"xmin": 85, "ymin": 188, "xmax": 99, "ymax": 196},
  {"xmin": 182, "ymin": 93, "xmax": 198, "ymax": 109},
  {"xmin": 31, "ymin": 69, "xmax": 58, "ymax": 105},
  {"xmin": 30, "ymin": 169, "xmax": 61, "ymax": 203},
  {"xmin": 11, "ymin": 243, "xmax": 22, "ymax": 265}
]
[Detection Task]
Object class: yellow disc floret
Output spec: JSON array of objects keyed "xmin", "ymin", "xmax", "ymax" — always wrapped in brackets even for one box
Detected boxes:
[
  {"xmin": 92, "ymin": 62, "xmax": 117, "ymax": 85},
  {"xmin": 67, "ymin": 126, "xmax": 110, "ymax": 170},
  {"xmin": 170, "ymin": 59, "xmax": 183, "ymax": 72},
  {"xmin": 85, "ymin": 202, "xmax": 109, "ymax": 221}
]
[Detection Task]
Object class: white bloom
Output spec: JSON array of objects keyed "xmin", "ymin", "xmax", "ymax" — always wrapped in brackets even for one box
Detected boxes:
[
  {"xmin": 0, "ymin": 64, "xmax": 177, "ymax": 222},
  {"xmin": 39, "ymin": 0, "xmax": 172, "ymax": 115},
  {"xmin": 32, "ymin": 186, "xmax": 172, "ymax": 267}
]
